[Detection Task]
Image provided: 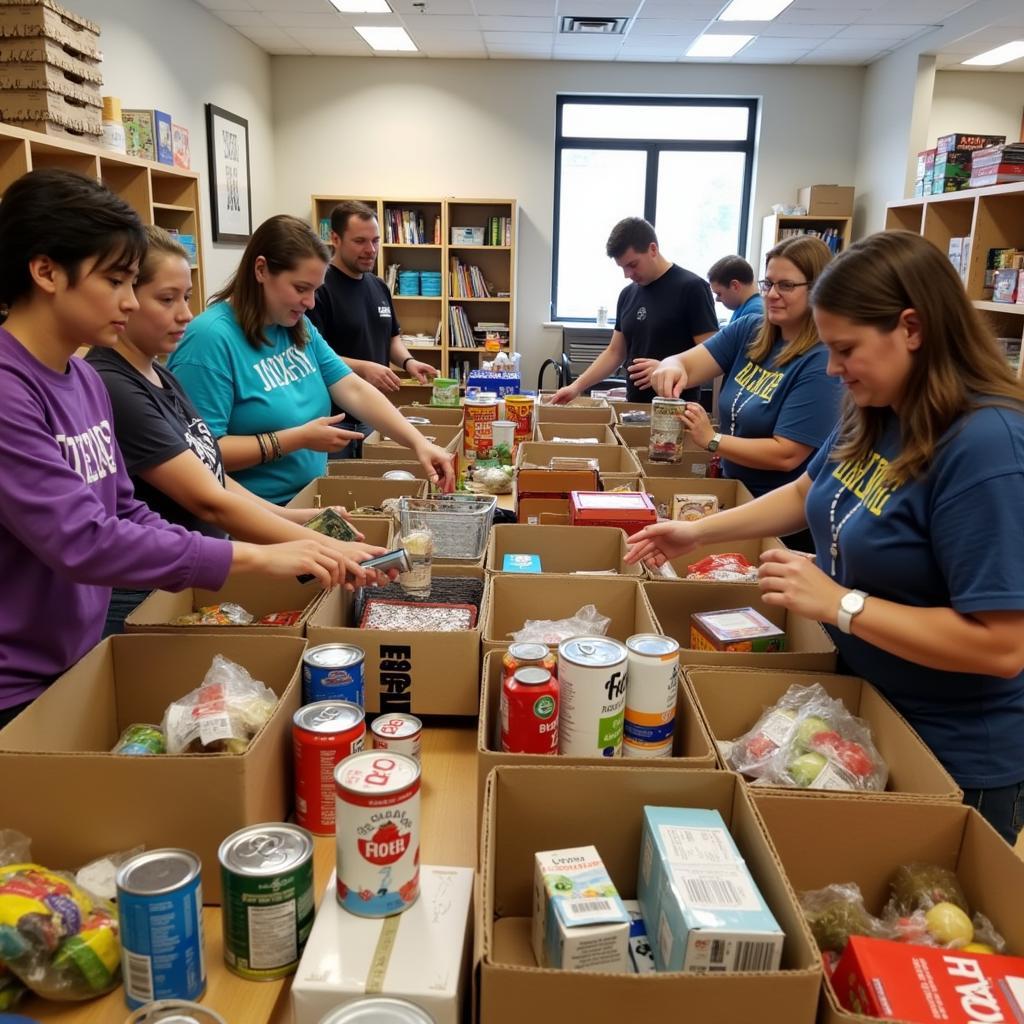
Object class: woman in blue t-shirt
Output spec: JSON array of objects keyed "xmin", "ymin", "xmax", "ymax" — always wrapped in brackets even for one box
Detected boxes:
[{"xmin": 628, "ymin": 230, "xmax": 1024, "ymax": 843}]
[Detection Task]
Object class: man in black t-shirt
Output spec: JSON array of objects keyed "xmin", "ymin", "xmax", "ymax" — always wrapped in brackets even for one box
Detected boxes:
[{"xmin": 552, "ymin": 217, "xmax": 719, "ymax": 403}]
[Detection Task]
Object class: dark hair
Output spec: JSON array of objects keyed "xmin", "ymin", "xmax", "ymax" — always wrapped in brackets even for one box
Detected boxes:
[
  {"xmin": 138, "ymin": 225, "xmax": 189, "ymax": 287},
  {"xmin": 210, "ymin": 214, "xmax": 330, "ymax": 350},
  {"xmin": 811, "ymin": 230, "xmax": 1023, "ymax": 486},
  {"xmin": 606, "ymin": 217, "xmax": 658, "ymax": 260},
  {"xmin": 0, "ymin": 168, "xmax": 146, "ymax": 310},
  {"xmin": 707, "ymin": 255, "xmax": 755, "ymax": 286},
  {"xmin": 331, "ymin": 200, "xmax": 378, "ymax": 238}
]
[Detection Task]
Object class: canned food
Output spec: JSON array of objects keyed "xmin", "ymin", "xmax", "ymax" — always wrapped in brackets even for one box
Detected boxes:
[
  {"xmin": 623, "ymin": 634, "xmax": 680, "ymax": 759},
  {"xmin": 124, "ymin": 1000, "xmax": 228, "ymax": 1024},
  {"xmin": 504, "ymin": 394, "xmax": 535, "ymax": 449},
  {"xmin": 318, "ymin": 997, "xmax": 436, "ymax": 1024},
  {"xmin": 116, "ymin": 850, "xmax": 206, "ymax": 1009},
  {"xmin": 502, "ymin": 642, "xmax": 557, "ymax": 691},
  {"xmin": 335, "ymin": 751, "xmax": 421, "ymax": 917},
  {"xmin": 370, "ymin": 713, "xmax": 422, "ymax": 761},
  {"xmin": 218, "ymin": 823, "xmax": 314, "ymax": 980},
  {"xmin": 294, "ymin": 701, "xmax": 366, "ymax": 834},
  {"xmin": 303, "ymin": 643, "xmax": 365, "ymax": 707},
  {"xmin": 383, "ymin": 470, "xmax": 418, "ymax": 481},
  {"xmin": 501, "ymin": 667, "xmax": 559, "ymax": 754},
  {"xmin": 556, "ymin": 637, "xmax": 628, "ymax": 757},
  {"xmin": 463, "ymin": 398, "xmax": 498, "ymax": 459},
  {"xmin": 649, "ymin": 397, "xmax": 688, "ymax": 463}
]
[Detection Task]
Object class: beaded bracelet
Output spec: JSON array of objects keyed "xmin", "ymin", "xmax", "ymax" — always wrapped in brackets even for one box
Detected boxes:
[
  {"xmin": 268, "ymin": 430, "xmax": 283, "ymax": 461},
  {"xmin": 255, "ymin": 431, "xmax": 269, "ymax": 465}
]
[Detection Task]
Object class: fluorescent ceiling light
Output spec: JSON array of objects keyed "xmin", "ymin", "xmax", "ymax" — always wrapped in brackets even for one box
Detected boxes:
[
  {"xmin": 355, "ymin": 25, "xmax": 417, "ymax": 51},
  {"xmin": 962, "ymin": 40, "xmax": 1024, "ymax": 66},
  {"xmin": 328, "ymin": 0, "xmax": 392, "ymax": 11},
  {"xmin": 686, "ymin": 33, "xmax": 753, "ymax": 58},
  {"xmin": 717, "ymin": 0, "xmax": 793, "ymax": 20}
]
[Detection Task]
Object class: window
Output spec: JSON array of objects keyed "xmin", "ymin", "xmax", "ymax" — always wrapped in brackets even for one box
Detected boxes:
[{"xmin": 552, "ymin": 96, "xmax": 758, "ymax": 322}]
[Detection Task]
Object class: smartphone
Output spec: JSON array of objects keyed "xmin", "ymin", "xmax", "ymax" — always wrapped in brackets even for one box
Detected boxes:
[{"xmin": 297, "ymin": 547, "xmax": 410, "ymax": 585}]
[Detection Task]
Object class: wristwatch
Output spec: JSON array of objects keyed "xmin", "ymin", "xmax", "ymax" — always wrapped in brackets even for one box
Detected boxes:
[
  {"xmin": 706, "ymin": 432, "xmax": 722, "ymax": 453},
  {"xmin": 837, "ymin": 589, "xmax": 868, "ymax": 634}
]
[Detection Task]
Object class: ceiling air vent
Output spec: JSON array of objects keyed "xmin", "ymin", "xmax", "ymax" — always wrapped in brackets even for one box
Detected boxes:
[{"xmin": 559, "ymin": 16, "xmax": 629, "ymax": 35}]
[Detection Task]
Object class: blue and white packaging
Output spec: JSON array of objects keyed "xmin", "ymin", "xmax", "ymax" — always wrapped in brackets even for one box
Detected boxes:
[
  {"xmin": 466, "ymin": 370, "xmax": 520, "ymax": 398},
  {"xmin": 636, "ymin": 806, "xmax": 784, "ymax": 973},
  {"xmin": 502, "ymin": 553, "xmax": 542, "ymax": 573},
  {"xmin": 621, "ymin": 898, "xmax": 655, "ymax": 974}
]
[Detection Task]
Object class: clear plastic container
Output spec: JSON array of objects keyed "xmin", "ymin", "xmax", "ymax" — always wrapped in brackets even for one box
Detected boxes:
[{"xmin": 398, "ymin": 494, "xmax": 497, "ymax": 560}]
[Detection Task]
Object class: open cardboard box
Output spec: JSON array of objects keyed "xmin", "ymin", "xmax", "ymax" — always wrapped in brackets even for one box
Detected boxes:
[
  {"xmin": 486, "ymin": 523, "xmax": 642, "ymax": 576},
  {"xmin": 535, "ymin": 421, "xmax": 619, "ymax": 445},
  {"xmin": 641, "ymin": 476, "xmax": 756, "ymax": 518},
  {"xmin": 614, "ymin": 423, "xmax": 704, "ymax": 452},
  {"xmin": 475, "ymin": 651, "xmax": 716, "ymax": 821},
  {"xmin": 753, "ymin": 794, "xmax": 1024, "ymax": 1024},
  {"xmin": 398, "ymin": 404, "xmax": 463, "ymax": 425},
  {"xmin": 636, "ymin": 451, "xmax": 716, "ymax": 478},
  {"xmin": 362, "ymin": 422, "xmax": 462, "ymax": 454},
  {"xmin": 535, "ymin": 403, "xmax": 613, "ymax": 424},
  {"xmin": 686, "ymin": 667, "xmax": 961, "ymax": 802},
  {"xmin": 612, "ymin": 402, "xmax": 652, "ymax": 422},
  {"xmin": 517, "ymin": 441, "xmax": 642, "ymax": 476},
  {"xmin": 659, "ymin": 535, "xmax": 785, "ymax": 580},
  {"xmin": 481, "ymin": 574, "xmax": 657, "ymax": 652},
  {"xmin": 287, "ymin": 475, "xmax": 427, "ymax": 512},
  {"xmin": 328, "ymin": 458, "xmax": 433, "ymax": 481},
  {"xmin": 0, "ymin": 634, "xmax": 303, "ymax": 904},
  {"xmin": 306, "ymin": 566, "xmax": 485, "ymax": 715},
  {"xmin": 643, "ymin": 580, "xmax": 837, "ymax": 672},
  {"xmin": 387, "ymin": 382, "xmax": 435, "ymax": 406},
  {"xmin": 479, "ymin": 765, "xmax": 822, "ymax": 1024}
]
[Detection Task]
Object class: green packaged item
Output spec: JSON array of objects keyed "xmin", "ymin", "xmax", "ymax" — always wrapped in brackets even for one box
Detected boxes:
[
  {"xmin": 113, "ymin": 723, "xmax": 166, "ymax": 756},
  {"xmin": 303, "ymin": 507, "xmax": 358, "ymax": 542},
  {"xmin": 431, "ymin": 377, "xmax": 460, "ymax": 407}
]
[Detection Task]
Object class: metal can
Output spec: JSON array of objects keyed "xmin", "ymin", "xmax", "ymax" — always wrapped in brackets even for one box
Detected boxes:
[
  {"xmin": 124, "ymin": 1001, "xmax": 228, "ymax": 1024},
  {"xmin": 334, "ymin": 751, "xmax": 421, "ymax": 917},
  {"xmin": 501, "ymin": 666, "xmax": 559, "ymax": 754},
  {"xmin": 116, "ymin": 849, "xmax": 206, "ymax": 1009},
  {"xmin": 623, "ymin": 634, "xmax": 680, "ymax": 758},
  {"xmin": 649, "ymin": 397, "xmax": 688, "ymax": 463},
  {"xmin": 502, "ymin": 642, "xmax": 557, "ymax": 690},
  {"xmin": 303, "ymin": 643, "xmax": 365, "ymax": 707},
  {"xmin": 503, "ymin": 393, "xmax": 535, "ymax": 448},
  {"xmin": 294, "ymin": 701, "xmax": 366, "ymax": 835},
  {"xmin": 218, "ymin": 823, "xmax": 315, "ymax": 981},
  {"xmin": 462, "ymin": 397, "xmax": 498, "ymax": 459},
  {"xmin": 383, "ymin": 469, "xmax": 418, "ymax": 481},
  {"xmin": 370, "ymin": 713, "xmax": 423, "ymax": 761},
  {"xmin": 318, "ymin": 997, "xmax": 436, "ymax": 1024},
  {"xmin": 556, "ymin": 636, "xmax": 628, "ymax": 757}
]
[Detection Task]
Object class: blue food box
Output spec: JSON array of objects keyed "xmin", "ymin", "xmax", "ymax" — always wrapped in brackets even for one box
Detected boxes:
[
  {"xmin": 502, "ymin": 553, "xmax": 541, "ymax": 573},
  {"xmin": 466, "ymin": 370, "xmax": 520, "ymax": 397},
  {"xmin": 636, "ymin": 806, "xmax": 784, "ymax": 973}
]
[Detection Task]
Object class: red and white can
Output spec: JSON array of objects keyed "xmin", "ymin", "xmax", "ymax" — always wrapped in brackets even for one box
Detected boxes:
[
  {"xmin": 501, "ymin": 667, "xmax": 559, "ymax": 755},
  {"xmin": 463, "ymin": 398, "xmax": 498, "ymax": 459},
  {"xmin": 502, "ymin": 642, "xmax": 557, "ymax": 690},
  {"xmin": 334, "ymin": 751, "xmax": 421, "ymax": 917},
  {"xmin": 370, "ymin": 713, "xmax": 422, "ymax": 761},
  {"xmin": 503, "ymin": 394, "xmax": 534, "ymax": 448},
  {"xmin": 293, "ymin": 701, "xmax": 365, "ymax": 835}
]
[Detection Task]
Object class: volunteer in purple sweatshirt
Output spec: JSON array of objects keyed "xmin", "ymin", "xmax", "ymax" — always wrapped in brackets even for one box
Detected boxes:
[{"xmin": 0, "ymin": 169, "xmax": 352, "ymax": 729}]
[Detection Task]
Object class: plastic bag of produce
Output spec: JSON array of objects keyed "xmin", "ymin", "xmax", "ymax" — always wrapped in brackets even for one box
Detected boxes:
[{"xmin": 800, "ymin": 883, "xmax": 894, "ymax": 955}]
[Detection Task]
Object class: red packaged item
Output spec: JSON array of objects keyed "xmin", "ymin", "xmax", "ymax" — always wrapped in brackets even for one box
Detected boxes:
[
  {"xmin": 568, "ymin": 491, "xmax": 657, "ymax": 535},
  {"xmin": 256, "ymin": 609, "xmax": 304, "ymax": 626},
  {"xmin": 831, "ymin": 935, "xmax": 1024, "ymax": 1023},
  {"xmin": 685, "ymin": 552, "xmax": 758, "ymax": 582}
]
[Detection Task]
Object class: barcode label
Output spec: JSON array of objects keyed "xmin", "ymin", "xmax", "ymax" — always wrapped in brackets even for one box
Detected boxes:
[
  {"xmin": 124, "ymin": 950, "xmax": 154, "ymax": 1002},
  {"xmin": 568, "ymin": 898, "xmax": 612, "ymax": 915},
  {"xmin": 711, "ymin": 939, "xmax": 726, "ymax": 963},
  {"xmin": 736, "ymin": 940, "xmax": 777, "ymax": 972},
  {"xmin": 673, "ymin": 864, "xmax": 760, "ymax": 913},
  {"xmin": 682, "ymin": 876, "xmax": 745, "ymax": 908}
]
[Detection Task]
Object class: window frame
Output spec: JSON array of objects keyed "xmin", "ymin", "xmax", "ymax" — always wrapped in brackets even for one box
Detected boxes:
[{"xmin": 551, "ymin": 94, "xmax": 759, "ymax": 323}]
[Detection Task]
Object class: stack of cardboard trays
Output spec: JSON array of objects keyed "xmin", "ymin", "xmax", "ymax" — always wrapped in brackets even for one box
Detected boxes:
[{"xmin": 0, "ymin": 0, "xmax": 103, "ymax": 140}]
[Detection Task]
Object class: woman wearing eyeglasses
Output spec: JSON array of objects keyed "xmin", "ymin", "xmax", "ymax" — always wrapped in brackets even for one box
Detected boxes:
[{"xmin": 650, "ymin": 236, "xmax": 842, "ymax": 547}]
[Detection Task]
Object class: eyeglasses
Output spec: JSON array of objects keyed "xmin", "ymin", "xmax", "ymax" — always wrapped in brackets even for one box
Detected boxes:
[{"xmin": 759, "ymin": 278, "xmax": 810, "ymax": 295}]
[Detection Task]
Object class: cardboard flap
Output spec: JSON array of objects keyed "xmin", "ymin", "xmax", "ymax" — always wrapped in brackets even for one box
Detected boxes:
[
  {"xmin": 486, "ymin": 523, "xmax": 641, "ymax": 576},
  {"xmin": 286, "ymin": 475, "xmax": 426, "ymax": 511},
  {"xmin": 517, "ymin": 441, "xmax": 641, "ymax": 476}
]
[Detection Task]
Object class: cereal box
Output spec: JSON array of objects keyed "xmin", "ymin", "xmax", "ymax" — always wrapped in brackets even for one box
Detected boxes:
[{"xmin": 691, "ymin": 607, "xmax": 786, "ymax": 653}]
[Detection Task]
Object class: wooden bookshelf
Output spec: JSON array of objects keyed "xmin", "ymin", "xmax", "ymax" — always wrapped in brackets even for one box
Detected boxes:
[
  {"xmin": 759, "ymin": 212, "xmax": 852, "ymax": 276},
  {"xmin": 312, "ymin": 194, "xmax": 517, "ymax": 380},
  {"xmin": 886, "ymin": 180, "xmax": 1024, "ymax": 378},
  {"xmin": 0, "ymin": 122, "xmax": 207, "ymax": 313}
]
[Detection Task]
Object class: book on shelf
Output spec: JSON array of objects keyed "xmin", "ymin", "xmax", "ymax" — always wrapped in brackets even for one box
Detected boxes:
[
  {"xmin": 384, "ymin": 208, "xmax": 432, "ymax": 244},
  {"xmin": 486, "ymin": 215, "xmax": 512, "ymax": 246},
  {"xmin": 318, "ymin": 218, "xmax": 331, "ymax": 243},
  {"xmin": 166, "ymin": 229, "xmax": 199, "ymax": 269},
  {"xmin": 449, "ymin": 256, "xmax": 493, "ymax": 298},
  {"xmin": 448, "ymin": 304, "xmax": 475, "ymax": 348},
  {"xmin": 400, "ymin": 332, "xmax": 437, "ymax": 348},
  {"xmin": 385, "ymin": 263, "xmax": 399, "ymax": 293},
  {"xmin": 778, "ymin": 226, "xmax": 842, "ymax": 253}
]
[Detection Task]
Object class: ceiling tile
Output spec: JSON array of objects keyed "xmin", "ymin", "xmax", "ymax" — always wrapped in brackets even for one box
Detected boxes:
[
  {"xmin": 835, "ymin": 22, "xmax": 928, "ymax": 40},
  {"xmin": 751, "ymin": 22, "xmax": 846, "ymax": 38},
  {"xmin": 483, "ymin": 30, "xmax": 554, "ymax": 45},
  {"xmin": 477, "ymin": 16, "xmax": 554, "ymax": 32},
  {"xmin": 193, "ymin": 0, "xmax": 253, "ymax": 9},
  {"xmin": 215, "ymin": 9, "xmax": 275, "ymax": 27},
  {"xmin": 634, "ymin": 0, "xmax": 721, "ymax": 15},
  {"xmin": 629, "ymin": 18, "xmax": 713, "ymax": 37},
  {"xmin": 248, "ymin": 0, "xmax": 333, "ymax": 10},
  {"xmin": 263, "ymin": 11, "xmax": 353, "ymax": 28},
  {"xmin": 407, "ymin": 28, "xmax": 485, "ymax": 46},
  {"xmin": 284, "ymin": 26, "xmax": 368, "ymax": 49},
  {"xmin": 473, "ymin": 0, "xmax": 556, "ymax": 13},
  {"xmin": 397, "ymin": 13, "xmax": 482, "ymax": 30},
  {"xmin": 776, "ymin": 5, "xmax": 872, "ymax": 24},
  {"xmin": 389, "ymin": 0, "xmax": 476, "ymax": 11}
]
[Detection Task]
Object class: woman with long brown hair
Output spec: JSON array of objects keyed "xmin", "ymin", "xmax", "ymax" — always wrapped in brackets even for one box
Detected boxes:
[{"xmin": 629, "ymin": 230, "xmax": 1024, "ymax": 842}]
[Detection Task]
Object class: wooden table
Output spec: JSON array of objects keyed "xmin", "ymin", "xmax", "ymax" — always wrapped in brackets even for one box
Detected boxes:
[{"xmin": 27, "ymin": 722, "xmax": 480, "ymax": 1024}]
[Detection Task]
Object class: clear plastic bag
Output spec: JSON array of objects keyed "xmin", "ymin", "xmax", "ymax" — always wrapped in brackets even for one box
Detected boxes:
[
  {"xmin": 172, "ymin": 602, "xmax": 253, "ymax": 626},
  {"xmin": 685, "ymin": 552, "xmax": 758, "ymax": 582},
  {"xmin": 162, "ymin": 654, "xmax": 277, "ymax": 754},
  {"xmin": 510, "ymin": 604, "xmax": 611, "ymax": 645},
  {"xmin": 800, "ymin": 883, "xmax": 895, "ymax": 954}
]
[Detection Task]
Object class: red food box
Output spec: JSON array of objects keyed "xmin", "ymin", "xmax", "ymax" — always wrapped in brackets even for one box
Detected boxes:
[
  {"xmin": 831, "ymin": 935, "xmax": 1024, "ymax": 1023},
  {"xmin": 568, "ymin": 491, "xmax": 657, "ymax": 535}
]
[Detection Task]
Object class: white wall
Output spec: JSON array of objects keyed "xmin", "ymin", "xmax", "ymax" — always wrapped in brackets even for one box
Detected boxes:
[
  {"xmin": 271, "ymin": 57, "xmax": 864, "ymax": 387},
  {"xmin": 929, "ymin": 70, "xmax": 1024, "ymax": 147},
  {"xmin": 73, "ymin": 0, "xmax": 275, "ymax": 292}
]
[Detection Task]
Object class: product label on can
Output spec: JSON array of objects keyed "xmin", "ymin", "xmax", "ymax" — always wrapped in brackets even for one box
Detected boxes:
[
  {"xmin": 302, "ymin": 646, "xmax": 365, "ymax": 707},
  {"xmin": 463, "ymin": 401, "xmax": 498, "ymax": 458},
  {"xmin": 558, "ymin": 651, "xmax": 627, "ymax": 758}
]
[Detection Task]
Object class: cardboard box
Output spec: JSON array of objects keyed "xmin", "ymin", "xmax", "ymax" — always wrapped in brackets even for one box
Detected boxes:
[
  {"xmin": 292, "ymin": 866, "xmax": 473, "ymax": 1024},
  {"xmin": 327, "ymin": 458, "xmax": 432, "ymax": 481},
  {"xmin": 0, "ymin": 85, "xmax": 100, "ymax": 134},
  {"xmin": 569, "ymin": 490, "xmax": 657, "ymax": 535},
  {"xmin": 0, "ymin": 634, "xmax": 304, "ymax": 904},
  {"xmin": 659, "ymin": 535, "xmax": 782, "ymax": 581},
  {"xmin": 753, "ymin": 794, "xmax": 1024, "ymax": 1024},
  {"xmin": 643, "ymin": 580, "xmax": 837, "ymax": 672},
  {"xmin": 535, "ymin": 422, "xmax": 618, "ymax": 445},
  {"xmin": 389, "ymin": 382, "xmax": 434, "ymax": 407},
  {"xmin": 0, "ymin": 58, "xmax": 100, "ymax": 106},
  {"xmin": 479, "ymin": 766, "xmax": 822, "ymax": 1024},
  {"xmin": 398, "ymin": 404, "xmax": 463, "ymax": 425},
  {"xmin": 641, "ymin": 476, "xmax": 755, "ymax": 520},
  {"xmin": 306, "ymin": 567, "xmax": 485, "ymax": 715},
  {"xmin": 363, "ymin": 422, "xmax": 462, "ymax": 454},
  {"xmin": 686, "ymin": 667, "xmax": 961, "ymax": 801},
  {"xmin": 0, "ymin": 0, "xmax": 102, "ymax": 60},
  {"xmin": 515, "ymin": 464, "xmax": 600, "ymax": 525},
  {"xmin": 635, "ymin": 451, "xmax": 716, "ymax": 478},
  {"xmin": 286, "ymin": 475, "xmax": 427, "ymax": 513},
  {"xmin": 614, "ymin": 422, "xmax": 704, "ymax": 452},
  {"xmin": 535, "ymin": 404, "xmax": 614, "ymax": 425},
  {"xmin": 481, "ymin": 574, "xmax": 658, "ymax": 653},
  {"xmin": 797, "ymin": 185, "xmax": 854, "ymax": 217},
  {"xmin": 0, "ymin": 36, "xmax": 102, "ymax": 83},
  {"xmin": 476, "ymin": 650, "xmax": 717, "ymax": 820},
  {"xmin": 517, "ymin": 441, "xmax": 642, "ymax": 477},
  {"xmin": 486, "ymin": 524, "xmax": 643, "ymax": 577},
  {"xmin": 612, "ymin": 402, "xmax": 652, "ymax": 423}
]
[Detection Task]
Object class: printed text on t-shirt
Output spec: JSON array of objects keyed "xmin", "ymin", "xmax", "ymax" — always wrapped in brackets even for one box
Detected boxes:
[
  {"xmin": 734, "ymin": 361, "xmax": 783, "ymax": 402},
  {"xmin": 830, "ymin": 451, "xmax": 896, "ymax": 516},
  {"xmin": 56, "ymin": 420, "xmax": 117, "ymax": 484},
  {"xmin": 252, "ymin": 346, "xmax": 317, "ymax": 393}
]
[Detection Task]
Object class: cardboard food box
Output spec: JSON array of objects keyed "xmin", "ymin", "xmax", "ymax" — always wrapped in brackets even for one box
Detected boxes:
[
  {"xmin": 0, "ymin": 36, "xmax": 102, "ymax": 82},
  {"xmin": 0, "ymin": 633, "xmax": 303, "ymax": 904},
  {"xmin": 753, "ymin": 794, "xmax": 1024, "ymax": 1024},
  {"xmin": 479, "ymin": 766, "xmax": 822, "ymax": 1024},
  {"xmin": 535, "ymin": 422, "xmax": 619, "ymax": 445},
  {"xmin": 655, "ymin": 535, "xmax": 782, "ymax": 582},
  {"xmin": 291, "ymin": 866, "xmax": 473, "ymax": 1024},
  {"xmin": 486, "ymin": 523, "xmax": 643, "ymax": 577},
  {"xmin": 481, "ymin": 574, "xmax": 658, "ymax": 653},
  {"xmin": 388, "ymin": 382, "xmax": 434, "ymax": 407},
  {"xmin": 398, "ymin": 403, "xmax": 463, "ymax": 425},
  {"xmin": 286, "ymin": 475, "xmax": 427, "ymax": 513},
  {"xmin": 535, "ymin": 403, "xmax": 614, "ymax": 425},
  {"xmin": 363, "ymin": 422, "xmax": 462, "ymax": 454},
  {"xmin": 0, "ymin": 0, "xmax": 102, "ymax": 60},
  {"xmin": 641, "ymin": 476, "xmax": 755, "ymax": 520},
  {"xmin": 797, "ymin": 184, "xmax": 854, "ymax": 217},
  {"xmin": 0, "ymin": 85, "xmax": 100, "ymax": 135},
  {"xmin": 306, "ymin": 567, "xmax": 485, "ymax": 715},
  {"xmin": 615, "ymin": 422, "xmax": 704, "ymax": 452},
  {"xmin": 0, "ymin": 57, "xmax": 101, "ymax": 106},
  {"xmin": 515, "ymin": 465, "xmax": 600, "ymax": 525},
  {"xmin": 644, "ymin": 580, "xmax": 836, "ymax": 672},
  {"xmin": 691, "ymin": 606, "xmax": 786, "ymax": 653},
  {"xmin": 327, "ymin": 458, "xmax": 432, "ymax": 481},
  {"xmin": 612, "ymin": 402, "xmax": 652, "ymax": 424},
  {"xmin": 476, "ymin": 649, "xmax": 717, "ymax": 820},
  {"xmin": 687, "ymin": 667, "xmax": 961, "ymax": 801},
  {"xmin": 518, "ymin": 441, "xmax": 642, "ymax": 477},
  {"xmin": 635, "ymin": 450, "xmax": 716, "ymax": 478},
  {"xmin": 569, "ymin": 491, "xmax": 657, "ymax": 535}
]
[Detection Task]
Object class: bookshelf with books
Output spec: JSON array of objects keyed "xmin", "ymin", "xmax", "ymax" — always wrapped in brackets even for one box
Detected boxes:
[{"xmin": 758, "ymin": 213, "xmax": 853, "ymax": 276}]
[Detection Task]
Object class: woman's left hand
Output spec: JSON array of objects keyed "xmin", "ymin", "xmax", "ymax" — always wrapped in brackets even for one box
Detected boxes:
[
  {"xmin": 758, "ymin": 548, "xmax": 845, "ymax": 625},
  {"xmin": 417, "ymin": 442, "xmax": 456, "ymax": 493},
  {"xmin": 405, "ymin": 359, "xmax": 439, "ymax": 384},
  {"xmin": 681, "ymin": 402, "xmax": 715, "ymax": 449}
]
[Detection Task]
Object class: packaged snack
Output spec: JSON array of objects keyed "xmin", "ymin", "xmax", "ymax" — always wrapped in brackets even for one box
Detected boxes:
[
  {"xmin": 255, "ymin": 610, "xmax": 304, "ymax": 627},
  {"xmin": 691, "ymin": 606, "xmax": 785, "ymax": 652},
  {"xmin": 671, "ymin": 493, "xmax": 720, "ymax": 521},
  {"xmin": 112, "ymin": 723, "xmax": 166, "ymax": 755},
  {"xmin": 303, "ymin": 507, "xmax": 358, "ymax": 542},
  {"xmin": 685, "ymin": 552, "xmax": 758, "ymax": 582},
  {"xmin": 173, "ymin": 602, "xmax": 254, "ymax": 626}
]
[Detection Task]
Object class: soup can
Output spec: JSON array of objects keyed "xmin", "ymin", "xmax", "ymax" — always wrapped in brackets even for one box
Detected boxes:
[
  {"xmin": 318, "ymin": 998, "xmax": 436, "ymax": 1024},
  {"xmin": 294, "ymin": 700, "xmax": 366, "ymax": 834},
  {"xmin": 335, "ymin": 751, "xmax": 421, "ymax": 916},
  {"xmin": 462, "ymin": 398, "xmax": 498, "ymax": 459},
  {"xmin": 623, "ymin": 634, "xmax": 680, "ymax": 758},
  {"xmin": 501, "ymin": 667, "xmax": 559, "ymax": 755},
  {"xmin": 303, "ymin": 643, "xmax": 365, "ymax": 707},
  {"xmin": 502, "ymin": 642, "xmax": 557, "ymax": 689},
  {"xmin": 123, "ymin": 1000, "xmax": 228, "ymax": 1024},
  {"xmin": 370, "ymin": 713, "xmax": 423, "ymax": 761},
  {"xmin": 556, "ymin": 637, "xmax": 628, "ymax": 757},
  {"xmin": 649, "ymin": 397, "xmax": 688, "ymax": 463},
  {"xmin": 503, "ymin": 394, "xmax": 534, "ymax": 447}
]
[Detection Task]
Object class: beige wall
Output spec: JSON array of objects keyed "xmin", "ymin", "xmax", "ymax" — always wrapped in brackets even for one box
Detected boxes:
[
  {"xmin": 929, "ymin": 70, "xmax": 1024, "ymax": 147},
  {"xmin": 271, "ymin": 56, "xmax": 864, "ymax": 386}
]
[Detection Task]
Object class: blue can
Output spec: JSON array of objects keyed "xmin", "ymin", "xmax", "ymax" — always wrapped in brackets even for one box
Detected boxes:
[
  {"xmin": 302, "ymin": 643, "xmax": 365, "ymax": 707},
  {"xmin": 116, "ymin": 849, "xmax": 206, "ymax": 1009}
]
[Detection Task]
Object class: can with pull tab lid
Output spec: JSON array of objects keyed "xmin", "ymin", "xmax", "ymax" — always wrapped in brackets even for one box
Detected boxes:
[
  {"xmin": 556, "ymin": 637, "xmax": 628, "ymax": 757},
  {"xmin": 294, "ymin": 700, "xmax": 366, "ymax": 834},
  {"xmin": 623, "ymin": 633, "xmax": 680, "ymax": 758},
  {"xmin": 318, "ymin": 997, "xmax": 436, "ymax": 1024}
]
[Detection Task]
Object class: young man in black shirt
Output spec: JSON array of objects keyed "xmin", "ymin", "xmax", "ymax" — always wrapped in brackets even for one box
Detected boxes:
[{"xmin": 552, "ymin": 217, "xmax": 719, "ymax": 403}]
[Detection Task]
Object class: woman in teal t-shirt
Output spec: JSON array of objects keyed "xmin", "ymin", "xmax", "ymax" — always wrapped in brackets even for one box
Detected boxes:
[{"xmin": 170, "ymin": 215, "xmax": 454, "ymax": 505}]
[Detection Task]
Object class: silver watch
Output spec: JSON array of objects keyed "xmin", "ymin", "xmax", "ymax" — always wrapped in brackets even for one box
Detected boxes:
[
  {"xmin": 837, "ymin": 589, "xmax": 868, "ymax": 634},
  {"xmin": 706, "ymin": 432, "xmax": 722, "ymax": 453}
]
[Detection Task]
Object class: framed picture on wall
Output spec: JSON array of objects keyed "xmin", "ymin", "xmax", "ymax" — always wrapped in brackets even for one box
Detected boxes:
[{"xmin": 205, "ymin": 103, "xmax": 252, "ymax": 243}]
